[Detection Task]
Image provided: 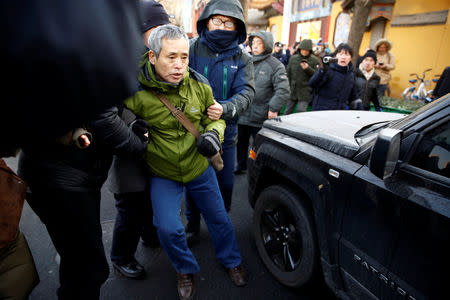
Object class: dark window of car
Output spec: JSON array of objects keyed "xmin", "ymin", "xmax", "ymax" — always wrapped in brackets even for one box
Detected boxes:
[{"xmin": 409, "ymin": 121, "xmax": 450, "ymax": 178}]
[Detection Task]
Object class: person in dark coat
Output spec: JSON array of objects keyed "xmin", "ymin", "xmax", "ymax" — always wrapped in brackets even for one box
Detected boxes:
[
  {"xmin": 18, "ymin": 107, "xmax": 148, "ymax": 300},
  {"xmin": 185, "ymin": 0, "xmax": 255, "ymax": 241},
  {"xmin": 272, "ymin": 42, "xmax": 290, "ymax": 68},
  {"xmin": 355, "ymin": 49, "xmax": 382, "ymax": 111},
  {"xmin": 285, "ymin": 39, "xmax": 320, "ymax": 114},
  {"xmin": 236, "ymin": 32, "xmax": 290, "ymax": 174},
  {"xmin": 1, "ymin": 2, "xmax": 142, "ymax": 154},
  {"xmin": 309, "ymin": 43, "xmax": 362, "ymax": 111},
  {"xmin": 107, "ymin": 0, "xmax": 170, "ymax": 280}
]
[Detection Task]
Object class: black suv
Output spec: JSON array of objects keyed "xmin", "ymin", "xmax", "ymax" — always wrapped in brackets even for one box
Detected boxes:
[{"xmin": 248, "ymin": 95, "xmax": 449, "ymax": 300}]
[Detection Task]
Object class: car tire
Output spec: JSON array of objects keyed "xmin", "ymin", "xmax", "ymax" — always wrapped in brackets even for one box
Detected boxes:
[{"xmin": 253, "ymin": 185, "xmax": 318, "ymax": 288}]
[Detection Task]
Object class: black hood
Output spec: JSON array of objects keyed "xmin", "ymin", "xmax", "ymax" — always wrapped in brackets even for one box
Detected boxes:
[{"xmin": 196, "ymin": 0, "xmax": 247, "ymax": 44}]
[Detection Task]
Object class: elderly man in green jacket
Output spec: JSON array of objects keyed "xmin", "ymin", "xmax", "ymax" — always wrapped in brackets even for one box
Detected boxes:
[{"xmin": 124, "ymin": 24, "xmax": 247, "ymax": 300}]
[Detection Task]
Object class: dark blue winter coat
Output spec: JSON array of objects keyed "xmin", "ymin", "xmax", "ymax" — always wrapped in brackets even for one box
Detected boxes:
[
  {"xmin": 188, "ymin": 0, "xmax": 255, "ymax": 123},
  {"xmin": 309, "ymin": 62, "xmax": 361, "ymax": 111}
]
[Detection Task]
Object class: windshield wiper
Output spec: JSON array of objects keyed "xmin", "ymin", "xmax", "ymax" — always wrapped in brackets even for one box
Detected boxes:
[{"xmin": 354, "ymin": 121, "xmax": 390, "ymax": 137}]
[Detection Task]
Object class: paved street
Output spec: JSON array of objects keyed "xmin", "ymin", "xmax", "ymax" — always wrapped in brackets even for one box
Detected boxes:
[{"xmin": 6, "ymin": 156, "xmax": 336, "ymax": 300}]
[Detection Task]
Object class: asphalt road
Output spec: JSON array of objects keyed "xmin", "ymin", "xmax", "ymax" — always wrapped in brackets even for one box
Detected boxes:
[{"xmin": 5, "ymin": 156, "xmax": 337, "ymax": 300}]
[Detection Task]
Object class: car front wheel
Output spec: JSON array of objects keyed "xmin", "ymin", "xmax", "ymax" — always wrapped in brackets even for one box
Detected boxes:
[{"xmin": 253, "ymin": 185, "xmax": 318, "ymax": 288}]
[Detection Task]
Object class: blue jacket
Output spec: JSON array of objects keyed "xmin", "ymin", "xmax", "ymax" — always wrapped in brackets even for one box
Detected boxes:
[{"xmin": 309, "ymin": 62, "xmax": 360, "ymax": 111}]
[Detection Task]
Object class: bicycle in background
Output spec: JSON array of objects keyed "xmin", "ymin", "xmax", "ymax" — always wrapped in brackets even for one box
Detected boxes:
[{"xmin": 402, "ymin": 68, "xmax": 433, "ymax": 102}]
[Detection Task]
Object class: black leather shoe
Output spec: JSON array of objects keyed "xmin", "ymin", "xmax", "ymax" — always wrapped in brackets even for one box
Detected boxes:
[
  {"xmin": 228, "ymin": 264, "xmax": 248, "ymax": 287},
  {"xmin": 113, "ymin": 259, "xmax": 145, "ymax": 279},
  {"xmin": 185, "ymin": 222, "xmax": 200, "ymax": 245},
  {"xmin": 177, "ymin": 273, "xmax": 194, "ymax": 300}
]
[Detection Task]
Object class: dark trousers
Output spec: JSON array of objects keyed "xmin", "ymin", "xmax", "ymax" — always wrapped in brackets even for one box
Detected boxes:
[
  {"xmin": 27, "ymin": 188, "xmax": 109, "ymax": 300},
  {"xmin": 378, "ymin": 84, "xmax": 388, "ymax": 97},
  {"xmin": 236, "ymin": 124, "xmax": 260, "ymax": 171},
  {"xmin": 110, "ymin": 191, "xmax": 156, "ymax": 264}
]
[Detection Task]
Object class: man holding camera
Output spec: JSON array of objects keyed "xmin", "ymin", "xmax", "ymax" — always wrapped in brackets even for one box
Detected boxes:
[{"xmin": 285, "ymin": 39, "xmax": 320, "ymax": 114}]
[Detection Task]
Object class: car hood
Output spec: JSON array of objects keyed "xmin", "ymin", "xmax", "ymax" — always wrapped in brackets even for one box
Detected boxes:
[{"xmin": 263, "ymin": 111, "xmax": 406, "ymax": 158}]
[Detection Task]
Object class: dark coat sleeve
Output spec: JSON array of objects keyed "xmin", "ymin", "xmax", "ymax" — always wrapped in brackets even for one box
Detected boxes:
[
  {"xmin": 88, "ymin": 107, "xmax": 146, "ymax": 157},
  {"xmin": 309, "ymin": 68, "xmax": 328, "ymax": 89},
  {"xmin": 347, "ymin": 74, "xmax": 361, "ymax": 108}
]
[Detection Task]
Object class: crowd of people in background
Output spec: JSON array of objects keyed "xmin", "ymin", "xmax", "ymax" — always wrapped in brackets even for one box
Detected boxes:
[{"xmin": 2, "ymin": 0, "xmax": 449, "ymax": 300}]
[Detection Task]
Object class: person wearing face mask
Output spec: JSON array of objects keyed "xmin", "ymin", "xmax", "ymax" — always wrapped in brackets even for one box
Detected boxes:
[
  {"xmin": 355, "ymin": 49, "xmax": 382, "ymax": 111},
  {"xmin": 309, "ymin": 43, "xmax": 362, "ymax": 111},
  {"xmin": 186, "ymin": 0, "xmax": 255, "ymax": 242},
  {"xmin": 236, "ymin": 31, "xmax": 289, "ymax": 174}
]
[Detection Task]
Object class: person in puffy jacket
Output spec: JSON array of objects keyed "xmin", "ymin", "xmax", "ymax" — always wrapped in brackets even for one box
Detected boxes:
[
  {"xmin": 124, "ymin": 25, "xmax": 247, "ymax": 300},
  {"xmin": 236, "ymin": 31, "xmax": 290, "ymax": 173},
  {"xmin": 355, "ymin": 49, "xmax": 382, "ymax": 111},
  {"xmin": 309, "ymin": 43, "xmax": 362, "ymax": 111},
  {"xmin": 186, "ymin": 0, "xmax": 255, "ymax": 242},
  {"xmin": 18, "ymin": 107, "xmax": 148, "ymax": 300},
  {"xmin": 285, "ymin": 39, "xmax": 320, "ymax": 114}
]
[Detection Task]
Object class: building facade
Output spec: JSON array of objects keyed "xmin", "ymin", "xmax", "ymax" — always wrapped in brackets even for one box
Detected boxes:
[{"xmin": 328, "ymin": 0, "xmax": 450, "ymax": 98}]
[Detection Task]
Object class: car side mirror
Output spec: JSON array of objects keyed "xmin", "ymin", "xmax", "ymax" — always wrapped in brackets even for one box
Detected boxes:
[{"xmin": 369, "ymin": 128, "xmax": 402, "ymax": 179}]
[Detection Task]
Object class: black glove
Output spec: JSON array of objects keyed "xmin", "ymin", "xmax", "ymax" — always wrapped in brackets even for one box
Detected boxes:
[
  {"xmin": 131, "ymin": 119, "xmax": 151, "ymax": 142},
  {"xmin": 197, "ymin": 130, "xmax": 221, "ymax": 157}
]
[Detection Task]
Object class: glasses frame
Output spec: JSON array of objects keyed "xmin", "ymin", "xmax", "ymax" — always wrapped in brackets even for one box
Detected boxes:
[{"xmin": 210, "ymin": 17, "xmax": 236, "ymax": 29}]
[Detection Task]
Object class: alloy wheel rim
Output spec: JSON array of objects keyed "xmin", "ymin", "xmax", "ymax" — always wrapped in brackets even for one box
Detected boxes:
[{"xmin": 260, "ymin": 206, "xmax": 302, "ymax": 271}]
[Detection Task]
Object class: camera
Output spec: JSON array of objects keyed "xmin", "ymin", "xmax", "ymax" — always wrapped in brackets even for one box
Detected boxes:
[
  {"xmin": 322, "ymin": 56, "xmax": 338, "ymax": 64},
  {"xmin": 379, "ymin": 62, "xmax": 384, "ymax": 66}
]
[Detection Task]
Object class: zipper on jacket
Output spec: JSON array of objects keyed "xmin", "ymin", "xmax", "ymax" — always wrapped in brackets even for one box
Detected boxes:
[{"xmin": 223, "ymin": 66, "xmax": 228, "ymax": 99}]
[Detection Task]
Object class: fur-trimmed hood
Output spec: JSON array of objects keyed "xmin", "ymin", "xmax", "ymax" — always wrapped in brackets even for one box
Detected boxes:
[{"xmin": 374, "ymin": 38, "xmax": 392, "ymax": 52}]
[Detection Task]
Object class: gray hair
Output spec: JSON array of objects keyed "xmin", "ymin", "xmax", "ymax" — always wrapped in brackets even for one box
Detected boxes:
[{"xmin": 147, "ymin": 24, "xmax": 189, "ymax": 58}]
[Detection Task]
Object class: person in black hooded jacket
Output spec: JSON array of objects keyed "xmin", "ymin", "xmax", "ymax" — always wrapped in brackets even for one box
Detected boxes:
[
  {"xmin": 309, "ymin": 43, "xmax": 362, "ymax": 111},
  {"xmin": 106, "ymin": 0, "xmax": 171, "ymax": 280},
  {"xmin": 355, "ymin": 49, "xmax": 382, "ymax": 111},
  {"xmin": 18, "ymin": 107, "xmax": 148, "ymax": 300}
]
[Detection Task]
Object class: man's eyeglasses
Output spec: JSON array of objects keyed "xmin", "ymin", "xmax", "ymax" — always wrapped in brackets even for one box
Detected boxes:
[{"xmin": 210, "ymin": 17, "xmax": 236, "ymax": 29}]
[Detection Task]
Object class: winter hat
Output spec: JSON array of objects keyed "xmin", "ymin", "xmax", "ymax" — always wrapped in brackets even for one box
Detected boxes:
[
  {"xmin": 140, "ymin": 0, "xmax": 170, "ymax": 33},
  {"xmin": 374, "ymin": 38, "xmax": 392, "ymax": 52},
  {"xmin": 362, "ymin": 49, "xmax": 377, "ymax": 63}
]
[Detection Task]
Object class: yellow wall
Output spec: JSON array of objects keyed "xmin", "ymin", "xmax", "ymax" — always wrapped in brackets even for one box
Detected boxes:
[
  {"xmin": 330, "ymin": 0, "xmax": 450, "ymax": 98},
  {"xmin": 393, "ymin": 0, "xmax": 450, "ymax": 15},
  {"xmin": 268, "ymin": 15, "xmax": 284, "ymax": 44}
]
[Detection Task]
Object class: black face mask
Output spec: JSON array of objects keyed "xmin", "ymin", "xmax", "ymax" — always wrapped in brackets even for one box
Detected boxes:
[{"xmin": 201, "ymin": 29, "xmax": 239, "ymax": 53}]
